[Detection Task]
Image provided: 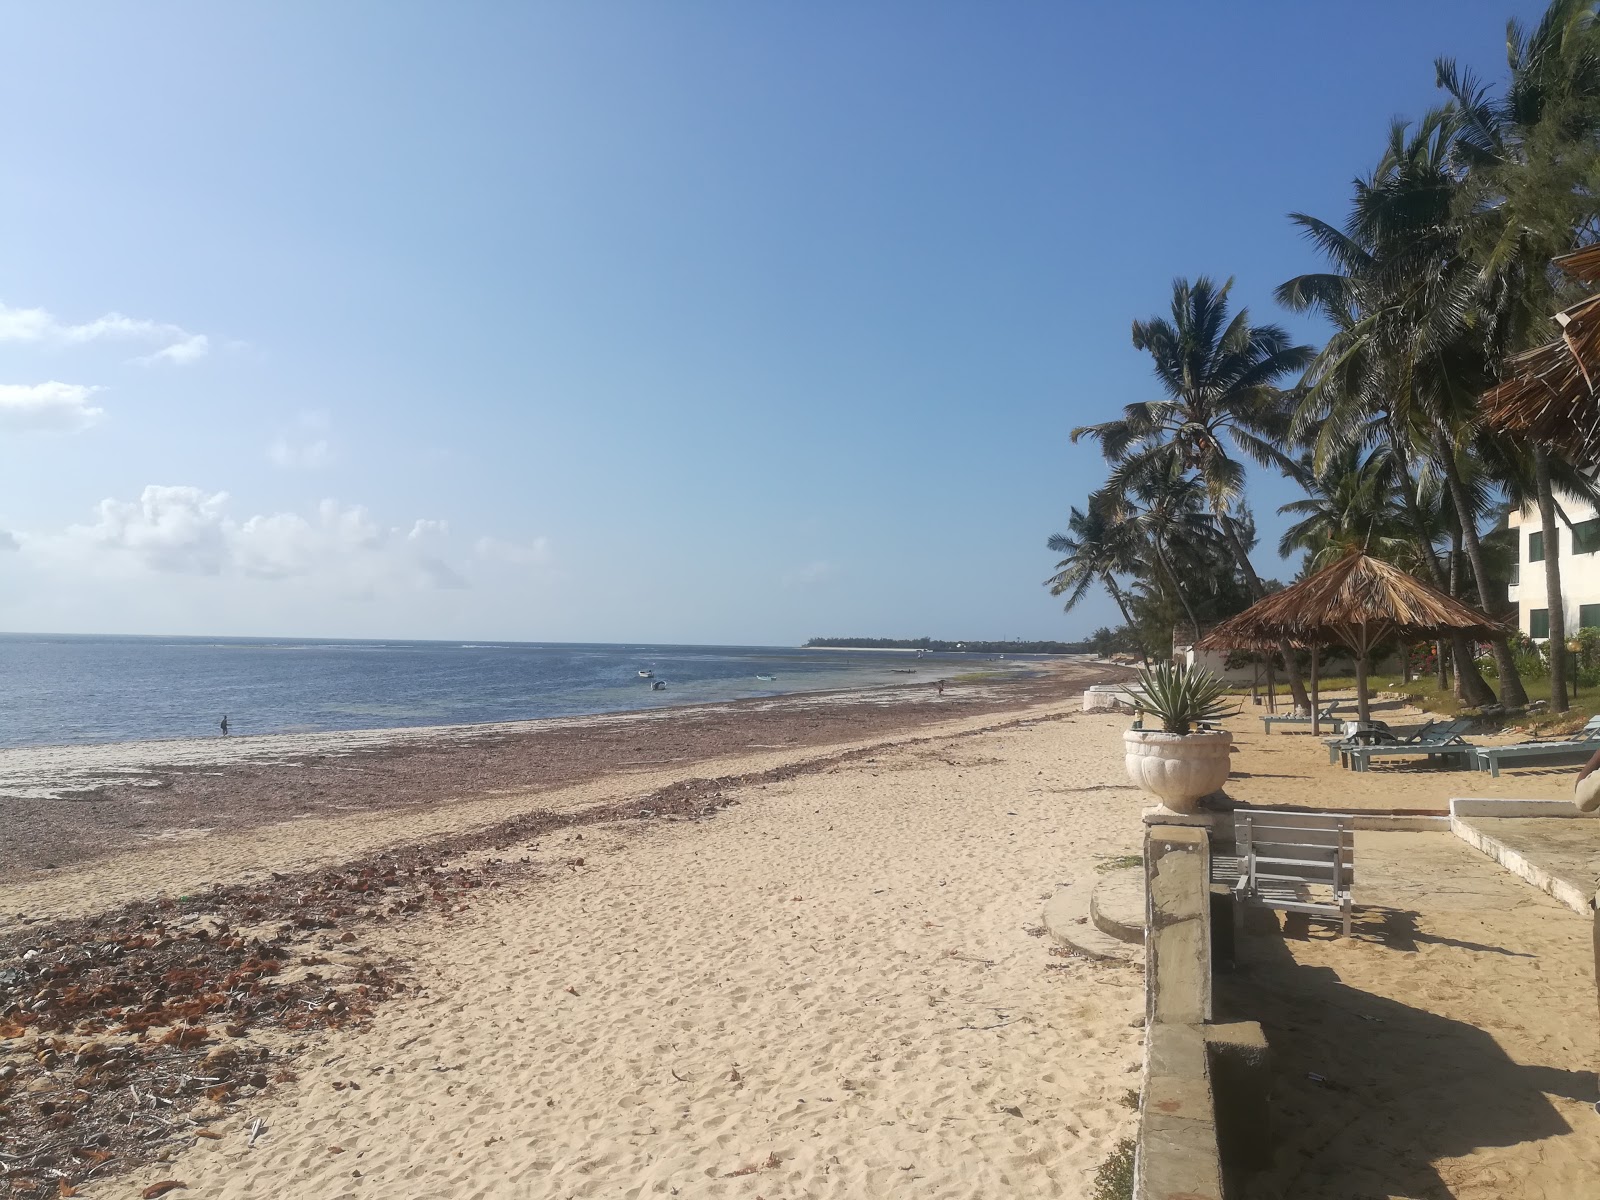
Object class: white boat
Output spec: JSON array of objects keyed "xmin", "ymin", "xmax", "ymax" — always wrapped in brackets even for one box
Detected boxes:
[
  {"xmin": 638, "ymin": 670, "xmax": 654, "ymax": 678},
  {"xmin": 755, "ymin": 674, "xmax": 775, "ymax": 681},
  {"xmin": 651, "ymin": 680, "xmax": 667, "ymax": 690}
]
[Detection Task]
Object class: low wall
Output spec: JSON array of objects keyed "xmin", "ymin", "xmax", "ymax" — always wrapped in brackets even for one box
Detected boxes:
[
  {"xmin": 1137, "ymin": 822, "xmax": 1270, "ymax": 1199},
  {"xmin": 1449, "ymin": 797, "xmax": 1598, "ymax": 917}
]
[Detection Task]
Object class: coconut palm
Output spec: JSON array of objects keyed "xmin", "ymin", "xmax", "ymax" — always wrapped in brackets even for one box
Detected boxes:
[
  {"xmin": 1073, "ymin": 276, "xmax": 1316, "ymax": 706},
  {"xmin": 1045, "ymin": 499, "xmax": 1142, "ymax": 634},
  {"xmin": 1278, "ymin": 109, "xmax": 1524, "ymax": 706},
  {"xmin": 1437, "ymin": 0, "xmax": 1600, "ymax": 711},
  {"xmin": 1277, "ymin": 445, "xmax": 1411, "ymax": 570}
]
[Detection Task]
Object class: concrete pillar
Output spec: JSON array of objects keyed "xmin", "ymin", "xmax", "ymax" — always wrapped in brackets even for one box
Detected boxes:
[{"xmin": 1145, "ymin": 824, "xmax": 1212, "ymax": 1026}]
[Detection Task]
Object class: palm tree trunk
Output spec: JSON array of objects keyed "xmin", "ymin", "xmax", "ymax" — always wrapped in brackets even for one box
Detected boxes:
[
  {"xmin": 1151, "ymin": 540, "xmax": 1202, "ymax": 648},
  {"xmin": 1439, "ymin": 445, "xmax": 1528, "ymax": 708},
  {"xmin": 1102, "ymin": 576, "xmax": 1148, "ymax": 665},
  {"xmin": 1217, "ymin": 514, "xmax": 1310, "ymax": 709},
  {"xmin": 1534, "ymin": 449, "xmax": 1568, "ymax": 712},
  {"xmin": 1385, "ymin": 418, "xmax": 1492, "ymax": 703}
]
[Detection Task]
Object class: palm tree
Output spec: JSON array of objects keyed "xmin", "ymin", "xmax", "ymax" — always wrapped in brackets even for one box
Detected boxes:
[
  {"xmin": 1278, "ymin": 109, "xmax": 1522, "ymax": 706},
  {"xmin": 1073, "ymin": 276, "xmax": 1316, "ymax": 706},
  {"xmin": 1437, "ymin": 0, "xmax": 1600, "ymax": 711},
  {"xmin": 1045, "ymin": 499, "xmax": 1141, "ymax": 635},
  {"xmin": 1277, "ymin": 445, "xmax": 1411, "ymax": 569}
]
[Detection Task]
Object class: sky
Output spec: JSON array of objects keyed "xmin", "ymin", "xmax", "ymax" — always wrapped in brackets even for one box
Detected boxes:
[{"xmin": 0, "ymin": 1, "xmax": 1556, "ymax": 645}]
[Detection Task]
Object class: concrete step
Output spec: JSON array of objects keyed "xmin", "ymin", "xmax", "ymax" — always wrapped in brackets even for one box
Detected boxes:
[
  {"xmin": 1090, "ymin": 866, "xmax": 1145, "ymax": 945},
  {"xmin": 1041, "ymin": 876, "xmax": 1143, "ymax": 965}
]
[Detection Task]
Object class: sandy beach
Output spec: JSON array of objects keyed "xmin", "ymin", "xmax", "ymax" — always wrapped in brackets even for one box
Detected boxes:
[
  {"xmin": 3, "ymin": 665, "xmax": 1153, "ymax": 1200},
  {"xmin": 7, "ymin": 670, "xmax": 1600, "ymax": 1198}
]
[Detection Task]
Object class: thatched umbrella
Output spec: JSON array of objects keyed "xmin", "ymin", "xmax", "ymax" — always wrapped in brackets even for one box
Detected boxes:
[
  {"xmin": 1196, "ymin": 551, "xmax": 1503, "ymax": 726},
  {"xmin": 1480, "ymin": 245, "xmax": 1600, "ymax": 463}
]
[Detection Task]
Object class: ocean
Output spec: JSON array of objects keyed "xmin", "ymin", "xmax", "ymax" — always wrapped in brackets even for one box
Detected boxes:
[{"xmin": 0, "ymin": 634, "xmax": 1031, "ymax": 750}]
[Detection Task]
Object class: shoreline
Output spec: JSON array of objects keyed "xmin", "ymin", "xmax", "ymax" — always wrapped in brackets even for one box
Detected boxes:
[
  {"xmin": 1, "ymin": 678, "xmax": 1147, "ymax": 1200},
  {"xmin": 1, "ymin": 660, "xmax": 1127, "ymax": 889}
]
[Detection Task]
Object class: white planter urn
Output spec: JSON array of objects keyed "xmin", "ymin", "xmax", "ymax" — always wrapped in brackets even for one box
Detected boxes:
[{"xmin": 1123, "ymin": 728, "xmax": 1233, "ymax": 813}]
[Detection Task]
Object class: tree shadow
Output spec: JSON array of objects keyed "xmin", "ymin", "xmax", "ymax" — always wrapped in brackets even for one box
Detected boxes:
[{"xmin": 1216, "ymin": 911, "xmax": 1593, "ymax": 1199}]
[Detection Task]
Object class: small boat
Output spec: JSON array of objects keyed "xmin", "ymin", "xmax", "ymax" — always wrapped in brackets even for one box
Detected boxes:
[
  {"xmin": 638, "ymin": 670, "xmax": 654, "ymax": 678},
  {"xmin": 755, "ymin": 674, "xmax": 775, "ymax": 681},
  {"xmin": 890, "ymin": 669, "xmax": 917, "ymax": 674},
  {"xmin": 651, "ymin": 680, "xmax": 667, "ymax": 690}
]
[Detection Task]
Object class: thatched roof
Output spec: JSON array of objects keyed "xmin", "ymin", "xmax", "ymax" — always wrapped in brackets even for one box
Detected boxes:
[
  {"xmin": 1479, "ymin": 249, "xmax": 1600, "ymax": 462},
  {"xmin": 1195, "ymin": 551, "xmax": 1502, "ymax": 653},
  {"xmin": 1554, "ymin": 244, "xmax": 1600, "ymax": 284},
  {"xmin": 1480, "ymin": 293, "xmax": 1600, "ymax": 461}
]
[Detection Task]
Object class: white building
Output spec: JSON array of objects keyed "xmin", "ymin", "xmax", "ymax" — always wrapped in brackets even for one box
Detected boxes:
[{"xmin": 1508, "ymin": 496, "xmax": 1600, "ymax": 641}]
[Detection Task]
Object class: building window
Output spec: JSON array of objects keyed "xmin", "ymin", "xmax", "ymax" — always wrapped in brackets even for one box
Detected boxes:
[
  {"xmin": 1511, "ymin": 562, "xmax": 1520, "ymax": 586},
  {"xmin": 1530, "ymin": 608, "xmax": 1550, "ymax": 639},
  {"xmin": 1575, "ymin": 518, "xmax": 1600, "ymax": 555},
  {"xmin": 1581, "ymin": 604, "xmax": 1600, "ymax": 631},
  {"xmin": 1529, "ymin": 530, "xmax": 1545, "ymax": 562}
]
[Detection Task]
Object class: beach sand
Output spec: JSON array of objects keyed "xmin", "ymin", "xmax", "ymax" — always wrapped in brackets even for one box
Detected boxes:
[
  {"xmin": 60, "ymin": 696, "xmax": 1148, "ymax": 1199},
  {"xmin": 11, "ymin": 671, "xmax": 1600, "ymax": 1198}
]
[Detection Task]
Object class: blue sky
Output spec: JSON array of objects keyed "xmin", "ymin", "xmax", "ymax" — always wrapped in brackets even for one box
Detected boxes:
[{"xmin": 0, "ymin": 1, "xmax": 1552, "ymax": 644}]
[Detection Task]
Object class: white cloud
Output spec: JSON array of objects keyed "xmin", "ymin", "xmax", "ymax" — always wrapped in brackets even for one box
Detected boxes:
[
  {"xmin": 267, "ymin": 411, "xmax": 334, "ymax": 470},
  {"xmin": 134, "ymin": 334, "xmax": 209, "ymax": 366},
  {"xmin": 783, "ymin": 559, "xmax": 839, "ymax": 587},
  {"xmin": 267, "ymin": 436, "xmax": 332, "ymax": 469},
  {"xmin": 0, "ymin": 381, "xmax": 104, "ymax": 432},
  {"xmin": 474, "ymin": 534, "xmax": 552, "ymax": 567},
  {"xmin": 60, "ymin": 486, "xmax": 464, "ymax": 593},
  {"xmin": 0, "ymin": 301, "xmax": 209, "ymax": 366}
]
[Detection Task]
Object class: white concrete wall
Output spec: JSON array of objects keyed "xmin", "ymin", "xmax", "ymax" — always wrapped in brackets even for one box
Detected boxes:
[{"xmin": 1510, "ymin": 495, "xmax": 1600, "ymax": 641}]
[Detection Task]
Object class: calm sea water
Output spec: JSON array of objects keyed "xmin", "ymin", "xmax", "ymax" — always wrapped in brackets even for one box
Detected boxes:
[{"xmin": 0, "ymin": 634, "xmax": 1029, "ymax": 750}]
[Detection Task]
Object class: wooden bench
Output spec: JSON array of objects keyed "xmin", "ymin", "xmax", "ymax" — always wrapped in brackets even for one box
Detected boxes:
[{"xmin": 1214, "ymin": 809, "xmax": 1354, "ymax": 936}]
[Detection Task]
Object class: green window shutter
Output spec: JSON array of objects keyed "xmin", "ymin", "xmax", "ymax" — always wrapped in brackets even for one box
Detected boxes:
[
  {"xmin": 1529, "ymin": 530, "xmax": 1545, "ymax": 562},
  {"xmin": 1581, "ymin": 604, "xmax": 1600, "ymax": 631},
  {"xmin": 1574, "ymin": 518, "xmax": 1600, "ymax": 555},
  {"xmin": 1530, "ymin": 608, "xmax": 1550, "ymax": 639}
]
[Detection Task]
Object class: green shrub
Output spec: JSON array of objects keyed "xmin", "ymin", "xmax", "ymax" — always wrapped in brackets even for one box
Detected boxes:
[{"xmin": 1092, "ymin": 1137, "xmax": 1136, "ymax": 1200}]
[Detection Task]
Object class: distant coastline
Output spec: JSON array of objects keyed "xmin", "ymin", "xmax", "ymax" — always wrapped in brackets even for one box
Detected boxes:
[{"xmin": 804, "ymin": 636, "xmax": 1091, "ymax": 654}]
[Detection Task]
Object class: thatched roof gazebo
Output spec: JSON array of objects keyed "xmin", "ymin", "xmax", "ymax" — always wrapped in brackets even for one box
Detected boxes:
[
  {"xmin": 1480, "ymin": 245, "xmax": 1600, "ymax": 462},
  {"xmin": 1197, "ymin": 551, "xmax": 1504, "ymax": 726}
]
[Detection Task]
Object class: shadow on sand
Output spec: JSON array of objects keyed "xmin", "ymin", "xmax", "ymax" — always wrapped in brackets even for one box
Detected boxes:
[{"xmin": 1215, "ymin": 907, "xmax": 1594, "ymax": 1199}]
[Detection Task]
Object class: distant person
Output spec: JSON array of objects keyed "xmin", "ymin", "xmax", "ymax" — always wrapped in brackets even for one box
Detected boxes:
[
  {"xmin": 936, "ymin": 679, "xmax": 946, "ymax": 696},
  {"xmin": 219, "ymin": 714, "xmax": 230, "ymax": 737}
]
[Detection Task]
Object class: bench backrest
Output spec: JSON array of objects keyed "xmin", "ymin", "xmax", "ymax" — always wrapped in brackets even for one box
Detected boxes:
[
  {"xmin": 1415, "ymin": 717, "xmax": 1473, "ymax": 744},
  {"xmin": 1236, "ymin": 809, "xmax": 1354, "ymax": 895}
]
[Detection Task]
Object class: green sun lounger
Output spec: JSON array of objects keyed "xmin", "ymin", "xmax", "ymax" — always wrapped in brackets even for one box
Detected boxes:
[
  {"xmin": 1261, "ymin": 701, "xmax": 1343, "ymax": 734},
  {"xmin": 1341, "ymin": 718, "xmax": 1477, "ymax": 772},
  {"xmin": 1473, "ymin": 717, "xmax": 1600, "ymax": 777}
]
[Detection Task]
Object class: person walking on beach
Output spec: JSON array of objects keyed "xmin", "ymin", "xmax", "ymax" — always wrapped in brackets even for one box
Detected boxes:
[
  {"xmin": 936, "ymin": 679, "xmax": 946, "ymax": 697},
  {"xmin": 219, "ymin": 714, "xmax": 230, "ymax": 737}
]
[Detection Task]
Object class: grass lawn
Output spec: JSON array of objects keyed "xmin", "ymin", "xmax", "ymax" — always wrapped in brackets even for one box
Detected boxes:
[{"xmin": 1230, "ymin": 672, "xmax": 1600, "ymax": 733}]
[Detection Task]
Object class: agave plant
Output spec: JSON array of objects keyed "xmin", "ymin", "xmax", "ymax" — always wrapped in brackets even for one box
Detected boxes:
[{"xmin": 1125, "ymin": 663, "xmax": 1232, "ymax": 735}]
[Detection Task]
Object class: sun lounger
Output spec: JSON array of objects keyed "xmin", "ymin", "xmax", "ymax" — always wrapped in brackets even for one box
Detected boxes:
[
  {"xmin": 1473, "ymin": 716, "xmax": 1600, "ymax": 777},
  {"xmin": 1213, "ymin": 809, "xmax": 1354, "ymax": 936},
  {"xmin": 1325, "ymin": 718, "xmax": 1446, "ymax": 764},
  {"xmin": 1341, "ymin": 718, "xmax": 1477, "ymax": 772},
  {"xmin": 1261, "ymin": 701, "xmax": 1343, "ymax": 734}
]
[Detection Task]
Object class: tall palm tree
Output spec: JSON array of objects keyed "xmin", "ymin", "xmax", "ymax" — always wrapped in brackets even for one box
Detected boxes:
[
  {"xmin": 1437, "ymin": 0, "xmax": 1600, "ymax": 711},
  {"xmin": 1073, "ymin": 277, "xmax": 1316, "ymax": 706},
  {"xmin": 1278, "ymin": 110, "xmax": 1523, "ymax": 706},
  {"xmin": 1045, "ymin": 499, "xmax": 1141, "ymax": 635},
  {"xmin": 1277, "ymin": 445, "xmax": 1411, "ymax": 569}
]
